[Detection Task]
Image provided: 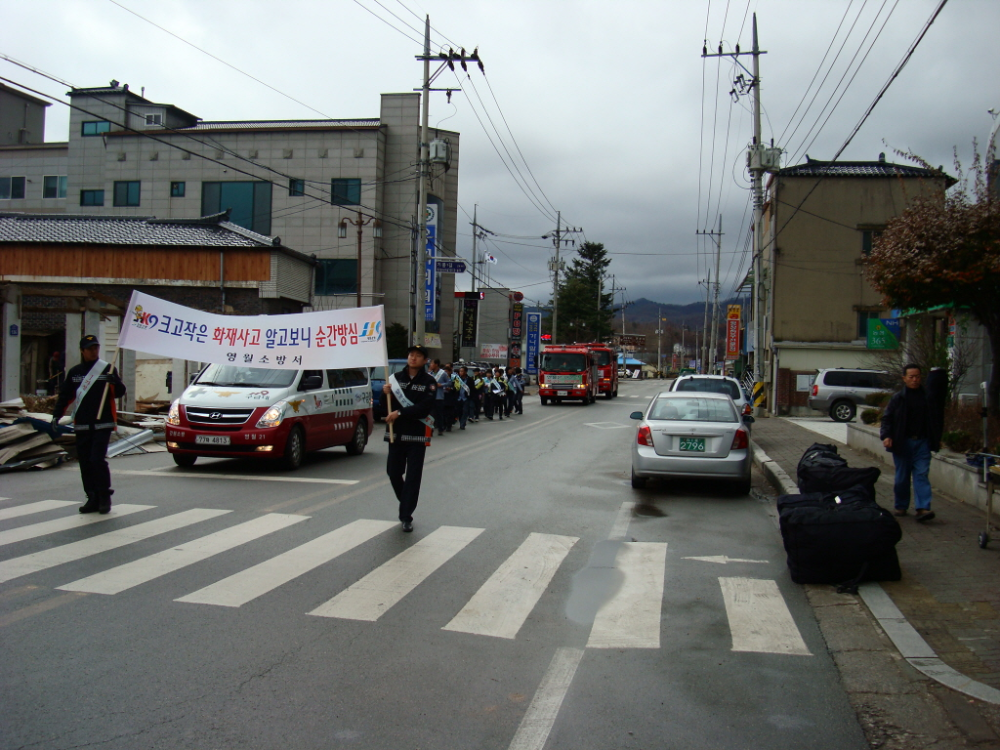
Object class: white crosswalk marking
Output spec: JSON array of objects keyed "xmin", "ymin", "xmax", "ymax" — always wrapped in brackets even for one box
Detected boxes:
[
  {"xmin": 309, "ymin": 525, "xmax": 484, "ymax": 621},
  {"xmin": 0, "ymin": 509, "xmax": 230, "ymax": 584},
  {"xmin": 176, "ymin": 518, "xmax": 396, "ymax": 608},
  {"xmin": 718, "ymin": 577, "xmax": 811, "ymax": 656},
  {"xmin": 443, "ymin": 532, "xmax": 577, "ymax": 639},
  {"xmin": 0, "ymin": 504, "xmax": 154, "ymax": 547},
  {"xmin": 57, "ymin": 513, "xmax": 308, "ymax": 595},
  {"xmin": 0, "ymin": 500, "xmax": 77, "ymax": 521},
  {"xmin": 587, "ymin": 542, "xmax": 667, "ymax": 649}
]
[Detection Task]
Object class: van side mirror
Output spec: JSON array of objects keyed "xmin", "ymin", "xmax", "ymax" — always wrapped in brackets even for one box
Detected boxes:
[
  {"xmin": 299, "ymin": 374, "xmax": 323, "ymax": 391},
  {"xmin": 630, "ymin": 411, "xmax": 643, "ymax": 420}
]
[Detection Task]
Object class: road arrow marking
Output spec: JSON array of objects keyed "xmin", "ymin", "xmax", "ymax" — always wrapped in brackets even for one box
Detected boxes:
[{"xmin": 683, "ymin": 555, "xmax": 768, "ymax": 564}]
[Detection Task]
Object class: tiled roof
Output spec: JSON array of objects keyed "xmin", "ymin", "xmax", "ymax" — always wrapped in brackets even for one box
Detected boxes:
[
  {"xmin": 778, "ymin": 157, "xmax": 953, "ymax": 182},
  {"xmin": 0, "ymin": 212, "xmax": 278, "ymax": 248}
]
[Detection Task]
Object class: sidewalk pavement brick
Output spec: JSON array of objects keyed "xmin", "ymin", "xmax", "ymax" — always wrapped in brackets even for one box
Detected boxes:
[{"xmin": 752, "ymin": 417, "xmax": 1000, "ymax": 691}]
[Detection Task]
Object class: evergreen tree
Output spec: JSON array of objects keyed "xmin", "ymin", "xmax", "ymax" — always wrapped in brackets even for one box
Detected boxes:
[{"xmin": 553, "ymin": 242, "xmax": 614, "ymax": 342}]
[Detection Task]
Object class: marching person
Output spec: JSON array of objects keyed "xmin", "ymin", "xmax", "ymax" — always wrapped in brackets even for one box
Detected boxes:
[
  {"xmin": 456, "ymin": 366, "xmax": 475, "ymax": 430},
  {"xmin": 481, "ymin": 369, "xmax": 495, "ymax": 420},
  {"xmin": 492, "ymin": 367, "xmax": 507, "ymax": 420},
  {"xmin": 383, "ymin": 345, "xmax": 437, "ymax": 532},
  {"xmin": 429, "ymin": 359, "xmax": 450, "ymax": 436},
  {"xmin": 52, "ymin": 335, "xmax": 126, "ymax": 514},
  {"xmin": 512, "ymin": 367, "xmax": 525, "ymax": 415},
  {"xmin": 443, "ymin": 363, "xmax": 458, "ymax": 431}
]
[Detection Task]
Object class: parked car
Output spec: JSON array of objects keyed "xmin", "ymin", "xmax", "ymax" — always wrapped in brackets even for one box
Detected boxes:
[
  {"xmin": 370, "ymin": 359, "xmax": 409, "ymax": 420},
  {"xmin": 669, "ymin": 374, "xmax": 753, "ymax": 426},
  {"xmin": 808, "ymin": 368, "xmax": 891, "ymax": 422},
  {"xmin": 630, "ymin": 391, "xmax": 753, "ymax": 494}
]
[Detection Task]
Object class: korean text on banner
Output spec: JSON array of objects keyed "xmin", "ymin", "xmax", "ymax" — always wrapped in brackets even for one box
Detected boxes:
[{"xmin": 118, "ymin": 291, "xmax": 388, "ymax": 370}]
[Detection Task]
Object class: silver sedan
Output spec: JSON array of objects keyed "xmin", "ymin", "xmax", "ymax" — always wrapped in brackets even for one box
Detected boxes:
[{"xmin": 630, "ymin": 391, "xmax": 753, "ymax": 494}]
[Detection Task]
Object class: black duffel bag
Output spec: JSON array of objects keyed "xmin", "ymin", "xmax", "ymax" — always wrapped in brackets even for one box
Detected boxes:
[
  {"xmin": 779, "ymin": 484, "xmax": 901, "ymax": 588},
  {"xmin": 797, "ymin": 442, "xmax": 881, "ymax": 495}
]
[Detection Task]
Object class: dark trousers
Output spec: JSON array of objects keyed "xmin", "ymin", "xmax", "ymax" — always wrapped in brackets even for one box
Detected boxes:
[
  {"xmin": 386, "ymin": 440, "xmax": 427, "ymax": 523},
  {"xmin": 514, "ymin": 390, "xmax": 524, "ymax": 414},
  {"xmin": 433, "ymin": 400, "xmax": 446, "ymax": 434},
  {"xmin": 76, "ymin": 428, "xmax": 113, "ymax": 501}
]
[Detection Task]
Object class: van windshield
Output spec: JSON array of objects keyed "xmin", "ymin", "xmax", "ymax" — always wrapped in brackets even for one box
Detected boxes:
[
  {"xmin": 540, "ymin": 353, "xmax": 587, "ymax": 372},
  {"xmin": 194, "ymin": 364, "xmax": 297, "ymax": 389},
  {"xmin": 593, "ymin": 351, "xmax": 612, "ymax": 366}
]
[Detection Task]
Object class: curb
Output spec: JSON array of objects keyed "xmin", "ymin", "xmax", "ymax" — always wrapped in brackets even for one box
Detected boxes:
[{"xmin": 751, "ymin": 441, "xmax": 1000, "ymax": 706}]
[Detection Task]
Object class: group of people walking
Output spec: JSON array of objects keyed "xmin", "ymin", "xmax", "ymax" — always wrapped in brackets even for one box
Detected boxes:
[{"xmin": 427, "ymin": 359, "xmax": 526, "ymax": 434}]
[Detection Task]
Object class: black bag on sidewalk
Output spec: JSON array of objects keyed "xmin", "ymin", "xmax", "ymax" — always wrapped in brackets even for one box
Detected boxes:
[
  {"xmin": 796, "ymin": 443, "xmax": 881, "ymax": 495},
  {"xmin": 778, "ymin": 484, "xmax": 902, "ymax": 586}
]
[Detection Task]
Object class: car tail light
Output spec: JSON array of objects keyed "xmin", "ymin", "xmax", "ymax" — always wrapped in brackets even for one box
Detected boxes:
[
  {"xmin": 742, "ymin": 403, "xmax": 752, "ymax": 415},
  {"xmin": 811, "ymin": 385, "xmax": 818, "ymax": 396},
  {"xmin": 731, "ymin": 428, "xmax": 749, "ymax": 450},
  {"xmin": 637, "ymin": 425, "xmax": 653, "ymax": 446}
]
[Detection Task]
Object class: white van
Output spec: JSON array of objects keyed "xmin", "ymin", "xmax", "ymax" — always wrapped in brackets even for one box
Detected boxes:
[{"xmin": 165, "ymin": 364, "xmax": 373, "ymax": 470}]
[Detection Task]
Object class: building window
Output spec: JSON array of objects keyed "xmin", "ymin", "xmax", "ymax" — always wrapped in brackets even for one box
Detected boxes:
[
  {"xmin": 0, "ymin": 176, "xmax": 26, "ymax": 200},
  {"xmin": 43, "ymin": 176, "xmax": 68, "ymax": 199},
  {"xmin": 113, "ymin": 181, "xmax": 141, "ymax": 207},
  {"xmin": 81, "ymin": 120, "xmax": 112, "ymax": 137},
  {"xmin": 857, "ymin": 311, "xmax": 881, "ymax": 339},
  {"xmin": 170, "ymin": 181, "xmax": 186, "ymax": 198},
  {"xmin": 202, "ymin": 181, "xmax": 272, "ymax": 235},
  {"xmin": 145, "ymin": 113, "xmax": 163, "ymax": 126},
  {"xmin": 331, "ymin": 178, "xmax": 361, "ymax": 206},
  {"xmin": 289, "ymin": 178, "xmax": 305, "ymax": 197},
  {"xmin": 861, "ymin": 229, "xmax": 883, "ymax": 256},
  {"xmin": 80, "ymin": 189, "xmax": 105, "ymax": 206},
  {"xmin": 315, "ymin": 259, "xmax": 358, "ymax": 295}
]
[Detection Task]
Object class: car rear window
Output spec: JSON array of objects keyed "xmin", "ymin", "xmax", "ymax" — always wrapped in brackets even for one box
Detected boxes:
[
  {"xmin": 649, "ymin": 396, "xmax": 737, "ymax": 422},
  {"xmin": 674, "ymin": 378, "xmax": 740, "ymax": 399}
]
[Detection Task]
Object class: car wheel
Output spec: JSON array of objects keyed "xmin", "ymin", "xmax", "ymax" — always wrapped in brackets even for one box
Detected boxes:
[
  {"xmin": 345, "ymin": 420, "xmax": 367, "ymax": 455},
  {"xmin": 540, "ymin": 397, "xmax": 549, "ymax": 405},
  {"xmin": 172, "ymin": 453, "xmax": 197, "ymax": 468},
  {"xmin": 830, "ymin": 400, "xmax": 856, "ymax": 422},
  {"xmin": 631, "ymin": 467, "xmax": 647, "ymax": 489},
  {"xmin": 605, "ymin": 391, "xmax": 613, "ymax": 400},
  {"xmin": 732, "ymin": 476, "xmax": 752, "ymax": 496},
  {"xmin": 281, "ymin": 426, "xmax": 305, "ymax": 470}
]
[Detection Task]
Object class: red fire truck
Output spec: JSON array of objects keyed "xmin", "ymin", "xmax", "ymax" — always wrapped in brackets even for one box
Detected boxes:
[
  {"xmin": 537, "ymin": 344, "xmax": 598, "ymax": 405},
  {"xmin": 580, "ymin": 342, "xmax": 618, "ymax": 399}
]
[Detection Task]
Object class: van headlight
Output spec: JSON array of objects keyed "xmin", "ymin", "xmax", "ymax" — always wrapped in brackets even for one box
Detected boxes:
[
  {"xmin": 256, "ymin": 402, "xmax": 286, "ymax": 429},
  {"xmin": 167, "ymin": 400, "xmax": 181, "ymax": 425}
]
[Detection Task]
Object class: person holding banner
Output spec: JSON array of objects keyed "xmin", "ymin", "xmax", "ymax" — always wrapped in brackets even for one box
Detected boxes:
[
  {"xmin": 52, "ymin": 335, "xmax": 126, "ymax": 514},
  {"xmin": 383, "ymin": 345, "xmax": 437, "ymax": 532}
]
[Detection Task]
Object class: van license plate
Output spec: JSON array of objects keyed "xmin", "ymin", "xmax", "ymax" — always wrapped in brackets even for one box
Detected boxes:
[
  {"xmin": 556, "ymin": 390, "xmax": 568, "ymax": 396},
  {"xmin": 679, "ymin": 437, "xmax": 705, "ymax": 452},
  {"xmin": 195, "ymin": 435, "xmax": 231, "ymax": 445}
]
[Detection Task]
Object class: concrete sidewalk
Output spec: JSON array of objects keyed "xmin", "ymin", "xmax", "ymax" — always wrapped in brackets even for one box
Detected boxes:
[{"xmin": 754, "ymin": 417, "xmax": 1000, "ymax": 694}]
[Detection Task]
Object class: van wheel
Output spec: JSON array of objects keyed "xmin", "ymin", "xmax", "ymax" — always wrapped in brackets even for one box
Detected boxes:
[
  {"xmin": 631, "ymin": 468, "xmax": 647, "ymax": 489},
  {"xmin": 540, "ymin": 397, "xmax": 549, "ymax": 405},
  {"xmin": 830, "ymin": 400, "xmax": 856, "ymax": 422},
  {"xmin": 605, "ymin": 391, "xmax": 613, "ymax": 400},
  {"xmin": 282, "ymin": 426, "xmax": 305, "ymax": 470},
  {"xmin": 172, "ymin": 454, "xmax": 197, "ymax": 468},
  {"xmin": 346, "ymin": 420, "xmax": 368, "ymax": 455}
]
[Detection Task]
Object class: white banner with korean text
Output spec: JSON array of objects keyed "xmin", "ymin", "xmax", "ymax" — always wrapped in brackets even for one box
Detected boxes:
[{"xmin": 118, "ymin": 291, "xmax": 388, "ymax": 369}]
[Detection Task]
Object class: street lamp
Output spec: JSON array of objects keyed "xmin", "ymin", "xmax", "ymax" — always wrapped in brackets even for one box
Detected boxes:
[{"xmin": 339, "ymin": 211, "xmax": 382, "ymax": 307}]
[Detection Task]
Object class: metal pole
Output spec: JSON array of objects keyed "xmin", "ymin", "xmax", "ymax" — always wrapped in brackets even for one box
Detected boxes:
[
  {"xmin": 356, "ymin": 210, "xmax": 363, "ymax": 308},
  {"xmin": 710, "ymin": 215, "xmax": 722, "ymax": 374},
  {"xmin": 701, "ymin": 270, "xmax": 711, "ymax": 373},
  {"xmin": 471, "ymin": 204, "xmax": 478, "ymax": 294},
  {"xmin": 415, "ymin": 15, "xmax": 431, "ymax": 347}
]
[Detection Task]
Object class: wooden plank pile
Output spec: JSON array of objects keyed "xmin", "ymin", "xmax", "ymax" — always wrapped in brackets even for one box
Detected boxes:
[{"xmin": 0, "ymin": 398, "xmax": 72, "ymax": 472}]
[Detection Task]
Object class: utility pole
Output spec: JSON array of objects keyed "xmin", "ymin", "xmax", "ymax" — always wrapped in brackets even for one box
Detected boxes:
[
  {"xmin": 544, "ymin": 211, "xmax": 581, "ymax": 345},
  {"xmin": 703, "ymin": 15, "xmax": 770, "ymax": 403},
  {"xmin": 696, "ymin": 216, "xmax": 723, "ymax": 374},
  {"xmin": 414, "ymin": 19, "xmax": 483, "ymax": 347},
  {"xmin": 700, "ymin": 271, "xmax": 711, "ymax": 374}
]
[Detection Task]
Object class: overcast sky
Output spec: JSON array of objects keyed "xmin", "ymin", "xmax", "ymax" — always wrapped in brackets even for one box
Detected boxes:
[{"xmin": 4, "ymin": 0, "xmax": 998, "ymax": 309}]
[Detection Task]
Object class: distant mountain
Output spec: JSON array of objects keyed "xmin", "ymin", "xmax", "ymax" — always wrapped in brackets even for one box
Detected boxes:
[{"xmin": 618, "ymin": 297, "xmax": 748, "ymax": 328}]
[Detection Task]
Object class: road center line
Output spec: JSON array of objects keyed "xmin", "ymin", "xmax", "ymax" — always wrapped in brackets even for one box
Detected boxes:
[
  {"xmin": 608, "ymin": 501, "xmax": 635, "ymax": 540},
  {"xmin": 507, "ymin": 647, "xmax": 584, "ymax": 750}
]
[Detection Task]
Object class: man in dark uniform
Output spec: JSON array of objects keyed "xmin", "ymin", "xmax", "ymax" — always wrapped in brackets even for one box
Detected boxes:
[
  {"xmin": 52, "ymin": 336, "xmax": 126, "ymax": 514},
  {"xmin": 383, "ymin": 345, "xmax": 437, "ymax": 532}
]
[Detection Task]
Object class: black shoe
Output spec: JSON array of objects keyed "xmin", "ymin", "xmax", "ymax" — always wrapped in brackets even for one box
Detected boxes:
[
  {"xmin": 79, "ymin": 498, "xmax": 99, "ymax": 514},
  {"xmin": 916, "ymin": 510, "xmax": 936, "ymax": 522},
  {"xmin": 402, "ymin": 521, "xmax": 413, "ymax": 532},
  {"xmin": 460, "ymin": 426, "xmax": 465, "ymax": 430}
]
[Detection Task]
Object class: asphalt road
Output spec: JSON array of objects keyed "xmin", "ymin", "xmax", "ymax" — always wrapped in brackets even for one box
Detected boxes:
[{"xmin": 0, "ymin": 379, "xmax": 868, "ymax": 750}]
